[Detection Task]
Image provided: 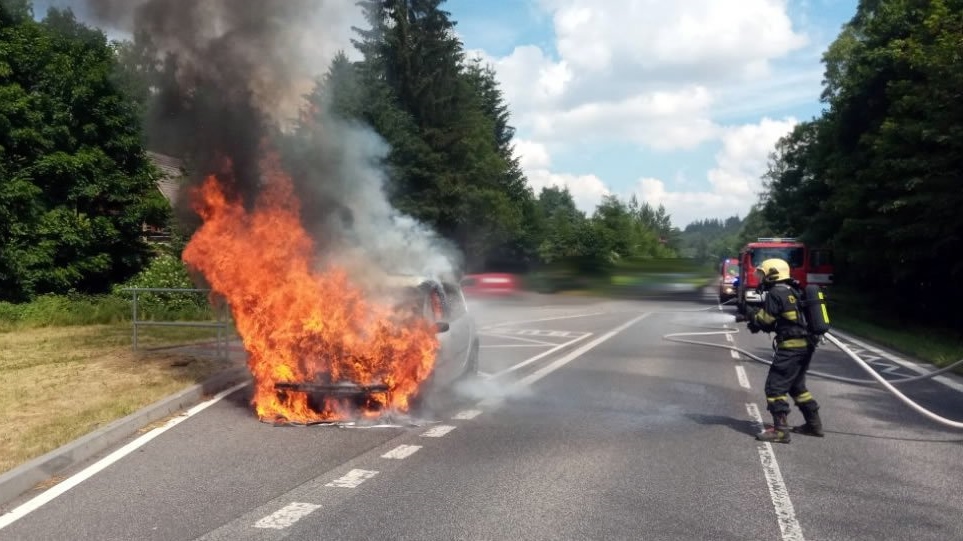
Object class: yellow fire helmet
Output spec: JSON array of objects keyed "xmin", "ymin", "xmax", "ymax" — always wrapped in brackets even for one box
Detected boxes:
[{"xmin": 756, "ymin": 258, "xmax": 791, "ymax": 283}]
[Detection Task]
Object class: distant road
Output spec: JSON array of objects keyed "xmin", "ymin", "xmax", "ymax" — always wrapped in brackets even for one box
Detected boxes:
[{"xmin": 2, "ymin": 292, "xmax": 962, "ymax": 541}]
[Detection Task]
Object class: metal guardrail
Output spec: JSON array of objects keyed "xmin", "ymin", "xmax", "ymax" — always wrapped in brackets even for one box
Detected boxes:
[{"xmin": 123, "ymin": 287, "xmax": 235, "ymax": 360}]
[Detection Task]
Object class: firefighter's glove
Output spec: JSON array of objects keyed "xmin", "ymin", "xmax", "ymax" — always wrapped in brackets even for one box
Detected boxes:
[{"xmin": 746, "ymin": 310, "xmax": 761, "ymax": 334}]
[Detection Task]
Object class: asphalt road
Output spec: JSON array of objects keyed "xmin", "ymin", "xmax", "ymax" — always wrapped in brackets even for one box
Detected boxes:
[{"xmin": 2, "ymin": 291, "xmax": 963, "ymax": 540}]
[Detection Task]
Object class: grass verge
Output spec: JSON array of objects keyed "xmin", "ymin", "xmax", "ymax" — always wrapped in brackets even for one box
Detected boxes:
[{"xmin": 0, "ymin": 324, "xmax": 238, "ymax": 476}]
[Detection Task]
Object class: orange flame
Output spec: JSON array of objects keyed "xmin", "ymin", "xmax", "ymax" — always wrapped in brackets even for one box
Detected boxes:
[{"xmin": 181, "ymin": 150, "xmax": 439, "ymax": 424}]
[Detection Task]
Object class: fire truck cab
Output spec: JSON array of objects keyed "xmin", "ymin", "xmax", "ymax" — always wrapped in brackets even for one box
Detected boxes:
[{"xmin": 735, "ymin": 238, "xmax": 834, "ymax": 314}]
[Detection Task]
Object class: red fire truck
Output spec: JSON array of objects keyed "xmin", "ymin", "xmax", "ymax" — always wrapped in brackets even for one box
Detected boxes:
[{"xmin": 735, "ymin": 238, "xmax": 834, "ymax": 314}]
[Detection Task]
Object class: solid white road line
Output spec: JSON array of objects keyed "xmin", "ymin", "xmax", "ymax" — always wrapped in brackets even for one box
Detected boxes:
[
  {"xmin": 476, "ymin": 332, "xmax": 557, "ymax": 346},
  {"xmin": 489, "ymin": 333, "xmax": 593, "ymax": 379},
  {"xmin": 515, "ymin": 313, "xmax": 652, "ymax": 388},
  {"xmin": 735, "ymin": 366, "xmax": 751, "ymax": 389},
  {"xmin": 325, "ymin": 469, "xmax": 378, "ymax": 488},
  {"xmin": 381, "ymin": 445, "xmax": 422, "ymax": 460},
  {"xmin": 746, "ymin": 403, "xmax": 805, "ymax": 541},
  {"xmin": 421, "ymin": 425, "xmax": 456, "ymax": 438},
  {"xmin": 254, "ymin": 502, "xmax": 322, "ymax": 530},
  {"xmin": 484, "ymin": 311, "xmax": 607, "ymax": 329},
  {"xmin": 480, "ymin": 344, "xmax": 550, "ymax": 349},
  {"xmin": 0, "ymin": 381, "xmax": 250, "ymax": 531},
  {"xmin": 452, "ymin": 409, "xmax": 482, "ymax": 420}
]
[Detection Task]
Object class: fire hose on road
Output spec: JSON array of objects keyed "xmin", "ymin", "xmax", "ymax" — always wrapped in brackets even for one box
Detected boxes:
[{"xmin": 659, "ymin": 301, "xmax": 963, "ymax": 430}]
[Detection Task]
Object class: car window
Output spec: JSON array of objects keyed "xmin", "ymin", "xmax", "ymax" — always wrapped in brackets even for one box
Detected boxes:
[
  {"xmin": 809, "ymin": 249, "xmax": 833, "ymax": 269},
  {"xmin": 442, "ymin": 282, "xmax": 466, "ymax": 319}
]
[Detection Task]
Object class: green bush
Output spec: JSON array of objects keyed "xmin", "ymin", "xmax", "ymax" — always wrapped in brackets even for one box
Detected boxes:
[
  {"xmin": 0, "ymin": 255, "xmax": 222, "ymax": 330},
  {"xmin": 112, "ymin": 254, "xmax": 216, "ymax": 321}
]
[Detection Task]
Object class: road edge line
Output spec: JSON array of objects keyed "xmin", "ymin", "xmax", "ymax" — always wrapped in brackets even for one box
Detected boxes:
[{"xmin": 0, "ymin": 367, "xmax": 250, "ymax": 513}]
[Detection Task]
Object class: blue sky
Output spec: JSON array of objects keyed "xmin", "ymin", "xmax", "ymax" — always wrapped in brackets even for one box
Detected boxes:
[{"xmin": 444, "ymin": 0, "xmax": 858, "ymax": 227}]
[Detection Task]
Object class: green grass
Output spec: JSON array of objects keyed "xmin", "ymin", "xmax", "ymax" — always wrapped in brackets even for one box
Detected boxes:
[{"xmin": 0, "ymin": 323, "xmax": 239, "ymax": 475}]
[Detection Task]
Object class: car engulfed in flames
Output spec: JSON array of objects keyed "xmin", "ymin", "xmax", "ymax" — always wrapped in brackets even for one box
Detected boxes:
[{"xmin": 180, "ymin": 150, "xmax": 477, "ymax": 426}]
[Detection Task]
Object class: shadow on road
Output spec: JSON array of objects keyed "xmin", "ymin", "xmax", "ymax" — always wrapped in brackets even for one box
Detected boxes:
[
  {"xmin": 819, "ymin": 428, "xmax": 963, "ymax": 444},
  {"xmin": 685, "ymin": 413, "xmax": 760, "ymax": 437}
]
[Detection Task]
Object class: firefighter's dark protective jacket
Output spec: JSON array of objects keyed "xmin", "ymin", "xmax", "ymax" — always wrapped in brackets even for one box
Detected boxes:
[{"xmin": 750, "ymin": 281, "xmax": 810, "ymax": 349}]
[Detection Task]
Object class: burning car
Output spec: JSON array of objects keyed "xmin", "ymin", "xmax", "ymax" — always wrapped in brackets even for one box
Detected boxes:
[
  {"xmin": 269, "ymin": 274, "xmax": 480, "ymax": 422},
  {"xmin": 181, "ymin": 155, "xmax": 481, "ymax": 426}
]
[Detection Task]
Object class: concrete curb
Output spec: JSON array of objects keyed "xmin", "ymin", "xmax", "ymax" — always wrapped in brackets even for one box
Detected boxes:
[{"xmin": 0, "ymin": 366, "xmax": 251, "ymax": 509}]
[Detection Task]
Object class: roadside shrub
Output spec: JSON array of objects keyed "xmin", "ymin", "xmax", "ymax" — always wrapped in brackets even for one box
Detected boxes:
[{"xmin": 112, "ymin": 254, "xmax": 216, "ymax": 321}]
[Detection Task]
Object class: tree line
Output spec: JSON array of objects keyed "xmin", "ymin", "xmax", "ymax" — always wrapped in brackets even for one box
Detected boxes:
[
  {"xmin": 752, "ymin": 0, "xmax": 962, "ymax": 328},
  {"xmin": 0, "ymin": 0, "xmax": 684, "ymax": 304}
]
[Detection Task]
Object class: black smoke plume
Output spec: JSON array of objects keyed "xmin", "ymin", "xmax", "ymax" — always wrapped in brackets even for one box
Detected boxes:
[{"xmin": 74, "ymin": 0, "xmax": 462, "ymax": 279}]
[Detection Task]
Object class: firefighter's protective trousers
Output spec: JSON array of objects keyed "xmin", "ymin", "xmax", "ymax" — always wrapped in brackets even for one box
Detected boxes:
[
  {"xmin": 751, "ymin": 282, "xmax": 820, "ymax": 416},
  {"xmin": 764, "ymin": 341, "xmax": 818, "ymax": 416}
]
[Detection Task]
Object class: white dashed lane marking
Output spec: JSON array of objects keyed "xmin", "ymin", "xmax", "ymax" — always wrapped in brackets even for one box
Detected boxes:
[
  {"xmin": 452, "ymin": 409, "xmax": 482, "ymax": 420},
  {"xmin": 254, "ymin": 502, "xmax": 322, "ymax": 530},
  {"xmin": 421, "ymin": 425, "xmax": 456, "ymax": 438},
  {"xmin": 735, "ymin": 366, "xmax": 751, "ymax": 389},
  {"xmin": 381, "ymin": 445, "xmax": 422, "ymax": 460},
  {"xmin": 731, "ymin": 349, "xmax": 741, "ymax": 359},
  {"xmin": 325, "ymin": 469, "xmax": 378, "ymax": 488}
]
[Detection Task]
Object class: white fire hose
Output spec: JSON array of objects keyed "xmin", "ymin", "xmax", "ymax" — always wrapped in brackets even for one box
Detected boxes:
[{"xmin": 659, "ymin": 300, "xmax": 963, "ymax": 430}]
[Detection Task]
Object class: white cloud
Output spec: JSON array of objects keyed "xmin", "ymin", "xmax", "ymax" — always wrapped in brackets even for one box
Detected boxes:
[
  {"xmin": 514, "ymin": 139, "xmax": 610, "ymax": 214},
  {"xmin": 633, "ymin": 117, "xmax": 799, "ymax": 226},
  {"xmin": 467, "ymin": 0, "xmax": 818, "ymax": 226},
  {"xmin": 468, "ymin": 0, "xmax": 811, "ymax": 160},
  {"xmin": 539, "ymin": 0, "xmax": 808, "ymax": 78},
  {"xmin": 529, "ymin": 85, "xmax": 719, "ymax": 150},
  {"xmin": 513, "ymin": 118, "xmax": 796, "ymax": 226}
]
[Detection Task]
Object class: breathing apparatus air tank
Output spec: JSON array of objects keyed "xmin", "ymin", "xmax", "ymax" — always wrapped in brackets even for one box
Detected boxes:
[{"xmin": 802, "ymin": 284, "xmax": 831, "ymax": 335}]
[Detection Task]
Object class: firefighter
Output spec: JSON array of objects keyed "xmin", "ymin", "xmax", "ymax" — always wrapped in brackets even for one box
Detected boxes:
[{"xmin": 737, "ymin": 258, "xmax": 824, "ymax": 443}]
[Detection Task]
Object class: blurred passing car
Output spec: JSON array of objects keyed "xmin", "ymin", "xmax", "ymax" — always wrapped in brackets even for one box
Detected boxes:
[{"xmin": 460, "ymin": 273, "xmax": 520, "ymax": 298}]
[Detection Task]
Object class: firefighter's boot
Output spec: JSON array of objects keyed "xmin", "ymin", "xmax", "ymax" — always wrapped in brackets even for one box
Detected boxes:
[
  {"xmin": 791, "ymin": 402, "xmax": 824, "ymax": 437},
  {"xmin": 756, "ymin": 413, "xmax": 791, "ymax": 444}
]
